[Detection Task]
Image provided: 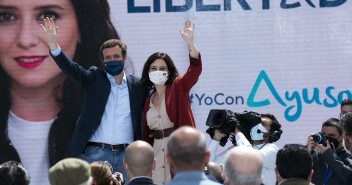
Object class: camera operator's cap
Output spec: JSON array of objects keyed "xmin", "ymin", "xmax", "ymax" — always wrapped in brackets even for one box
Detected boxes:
[
  {"xmin": 49, "ymin": 158, "xmax": 91, "ymax": 185},
  {"xmin": 206, "ymin": 109, "xmax": 227, "ymax": 127}
]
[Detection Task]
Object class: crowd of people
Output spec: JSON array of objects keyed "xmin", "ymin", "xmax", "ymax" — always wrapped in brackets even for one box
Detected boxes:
[{"xmin": 0, "ymin": 3, "xmax": 352, "ymax": 185}]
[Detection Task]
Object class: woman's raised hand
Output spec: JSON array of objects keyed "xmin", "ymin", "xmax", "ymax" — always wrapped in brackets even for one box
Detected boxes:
[
  {"xmin": 180, "ymin": 19, "xmax": 195, "ymax": 45},
  {"xmin": 41, "ymin": 17, "xmax": 59, "ymax": 50},
  {"xmin": 180, "ymin": 19, "xmax": 199, "ymax": 59}
]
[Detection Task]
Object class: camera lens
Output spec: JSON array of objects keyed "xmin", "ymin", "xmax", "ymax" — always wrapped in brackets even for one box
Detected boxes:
[{"xmin": 313, "ymin": 134, "xmax": 322, "ymax": 143}]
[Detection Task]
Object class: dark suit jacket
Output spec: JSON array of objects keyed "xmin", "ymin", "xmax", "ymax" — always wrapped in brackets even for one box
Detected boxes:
[
  {"xmin": 280, "ymin": 178, "xmax": 314, "ymax": 185},
  {"xmin": 128, "ymin": 177, "xmax": 156, "ymax": 185},
  {"xmin": 50, "ymin": 50, "xmax": 146, "ymax": 156}
]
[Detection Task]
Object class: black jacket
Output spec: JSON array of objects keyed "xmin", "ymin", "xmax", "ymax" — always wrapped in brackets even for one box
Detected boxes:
[{"xmin": 311, "ymin": 148, "xmax": 352, "ymax": 185}]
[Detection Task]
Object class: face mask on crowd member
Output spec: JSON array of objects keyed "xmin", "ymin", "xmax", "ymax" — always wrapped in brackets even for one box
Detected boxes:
[
  {"xmin": 321, "ymin": 125, "xmax": 342, "ymax": 150},
  {"xmin": 250, "ymin": 123, "xmax": 267, "ymax": 141}
]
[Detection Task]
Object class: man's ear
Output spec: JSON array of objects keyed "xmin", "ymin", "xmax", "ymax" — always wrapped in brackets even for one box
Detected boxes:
[
  {"xmin": 308, "ymin": 170, "xmax": 314, "ymax": 182},
  {"xmin": 166, "ymin": 154, "xmax": 174, "ymax": 171},
  {"xmin": 221, "ymin": 172, "xmax": 227, "ymax": 182},
  {"xmin": 123, "ymin": 56, "xmax": 127, "ymax": 65},
  {"xmin": 152, "ymin": 159, "xmax": 156, "ymax": 171},
  {"xmin": 123, "ymin": 160, "xmax": 128, "ymax": 172},
  {"xmin": 347, "ymin": 136, "xmax": 352, "ymax": 150},
  {"xmin": 275, "ymin": 167, "xmax": 283, "ymax": 183},
  {"xmin": 204, "ymin": 150, "xmax": 211, "ymax": 167}
]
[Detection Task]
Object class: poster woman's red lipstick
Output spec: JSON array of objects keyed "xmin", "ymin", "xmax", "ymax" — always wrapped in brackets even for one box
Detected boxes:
[{"xmin": 15, "ymin": 56, "xmax": 47, "ymax": 69}]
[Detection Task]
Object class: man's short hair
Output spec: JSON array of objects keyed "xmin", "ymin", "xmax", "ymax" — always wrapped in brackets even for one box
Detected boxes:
[
  {"xmin": 99, "ymin": 39, "xmax": 127, "ymax": 60},
  {"xmin": 0, "ymin": 161, "xmax": 30, "ymax": 185},
  {"xmin": 341, "ymin": 112, "xmax": 352, "ymax": 137},
  {"xmin": 261, "ymin": 113, "xmax": 282, "ymax": 143},
  {"xmin": 49, "ymin": 158, "xmax": 91, "ymax": 185},
  {"xmin": 223, "ymin": 146, "xmax": 263, "ymax": 185},
  {"xmin": 167, "ymin": 126, "xmax": 207, "ymax": 170},
  {"xmin": 322, "ymin": 118, "xmax": 342, "ymax": 135},
  {"xmin": 276, "ymin": 144, "xmax": 312, "ymax": 180},
  {"xmin": 341, "ymin": 99, "xmax": 352, "ymax": 108}
]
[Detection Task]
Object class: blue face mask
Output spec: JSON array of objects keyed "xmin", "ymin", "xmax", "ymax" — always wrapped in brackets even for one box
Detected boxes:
[{"xmin": 104, "ymin": 60, "xmax": 124, "ymax": 76}]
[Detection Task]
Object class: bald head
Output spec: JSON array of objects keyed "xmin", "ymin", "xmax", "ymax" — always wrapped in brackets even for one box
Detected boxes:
[
  {"xmin": 167, "ymin": 126, "xmax": 208, "ymax": 171},
  {"xmin": 224, "ymin": 146, "xmax": 263, "ymax": 185},
  {"xmin": 125, "ymin": 141, "xmax": 154, "ymax": 177}
]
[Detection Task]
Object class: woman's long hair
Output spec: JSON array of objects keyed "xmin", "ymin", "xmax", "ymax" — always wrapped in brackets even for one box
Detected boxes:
[{"xmin": 140, "ymin": 52, "xmax": 179, "ymax": 91}]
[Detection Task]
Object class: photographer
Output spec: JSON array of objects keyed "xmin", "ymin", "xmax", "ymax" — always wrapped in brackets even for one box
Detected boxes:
[
  {"xmin": 307, "ymin": 118, "xmax": 352, "ymax": 185},
  {"xmin": 90, "ymin": 161, "xmax": 124, "ymax": 185},
  {"xmin": 207, "ymin": 110, "xmax": 282, "ymax": 185}
]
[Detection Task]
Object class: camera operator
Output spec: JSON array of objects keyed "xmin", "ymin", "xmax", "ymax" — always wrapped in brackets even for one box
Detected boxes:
[
  {"xmin": 208, "ymin": 113, "xmax": 282, "ymax": 185},
  {"xmin": 306, "ymin": 118, "xmax": 352, "ymax": 185}
]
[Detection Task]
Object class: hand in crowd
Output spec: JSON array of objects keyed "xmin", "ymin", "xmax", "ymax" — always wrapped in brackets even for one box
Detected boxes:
[
  {"xmin": 306, "ymin": 134, "xmax": 331, "ymax": 154},
  {"xmin": 111, "ymin": 172, "xmax": 124, "ymax": 185},
  {"xmin": 315, "ymin": 139, "xmax": 331, "ymax": 154},
  {"xmin": 306, "ymin": 134, "xmax": 316, "ymax": 152},
  {"xmin": 213, "ymin": 129, "xmax": 227, "ymax": 141}
]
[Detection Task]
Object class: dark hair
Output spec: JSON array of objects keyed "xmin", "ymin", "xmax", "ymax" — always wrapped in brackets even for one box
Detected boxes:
[
  {"xmin": 341, "ymin": 99, "xmax": 352, "ymax": 108},
  {"xmin": 140, "ymin": 52, "xmax": 179, "ymax": 91},
  {"xmin": 99, "ymin": 39, "xmax": 127, "ymax": 60},
  {"xmin": 0, "ymin": 161, "xmax": 30, "ymax": 185},
  {"xmin": 90, "ymin": 161, "xmax": 113, "ymax": 185},
  {"xmin": 341, "ymin": 112, "xmax": 352, "ymax": 137},
  {"xmin": 322, "ymin": 118, "xmax": 342, "ymax": 136},
  {"xmin": 0, "ymin": 0, "xmax": 120, "ymax": 166},
  {"xmin": 276, "ymin": 144, "xmax": 312, "ymax": 180},
  {"xmin": 261, "ymin": 113, "xmax": 283, "ymax": 143}
]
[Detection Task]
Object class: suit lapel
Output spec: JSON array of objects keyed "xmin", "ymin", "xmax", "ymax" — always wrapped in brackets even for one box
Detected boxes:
[
  {"xmin": 101, "ymin": 71, "xmax": 111, "ymax": 114},
  {"xmin": 126, "ymin": 75, "xmax": 136, "ymax": 130}
]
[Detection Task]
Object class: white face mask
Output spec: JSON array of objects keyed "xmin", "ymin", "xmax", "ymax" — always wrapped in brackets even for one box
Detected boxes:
[
  {"xmin": 149, "ymin": 71, "xmax": 168, "ymax": 85},
  {"xmin": 250, "ymin": 123, "xmax": 267, "ymax": 141},
  {"xmin": 343, "ymin": 138, "xmax": 352, "ymax": 154}
]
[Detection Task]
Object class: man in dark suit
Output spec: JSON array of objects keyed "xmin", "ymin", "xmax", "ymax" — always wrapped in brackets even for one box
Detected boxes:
[
  {"xmin": 41, "ymin": 18, "xmax": 146, "ymax": 181},
  {"xmin": 124, "ymin": 141, "xmax": 156, "ymax": 185},
  {"xmin": 275, "ymin": 144, "xmax": 314, "ymax": 185}
]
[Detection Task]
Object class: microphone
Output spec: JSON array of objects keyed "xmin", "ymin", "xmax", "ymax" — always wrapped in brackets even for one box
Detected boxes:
[{"xmin": 257, "ymin": 129, "xmax": 265, "ymax": 134}]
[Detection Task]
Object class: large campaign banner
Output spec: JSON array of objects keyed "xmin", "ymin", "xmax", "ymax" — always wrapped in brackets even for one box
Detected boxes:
[{"xmin": 109, "ymin": 0, "xmax": 352, "ymax": 147}]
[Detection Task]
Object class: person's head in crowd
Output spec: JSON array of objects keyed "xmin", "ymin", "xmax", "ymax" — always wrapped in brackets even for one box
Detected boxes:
[
  {"xmin": 48, "ymin": 158, "xmax": 92, "ymax": 185},
  {"xmin": 340, "ymin": 112, "xmax": 352, "ymax": 154},
  {"xmin": 0, "ymin": 161, "xmax": 30, "ymax": 185},
  {"xmin": 124, "ymin": 140, "xmax": 155, "ymax": 179},
  {"xmin": 249, "ymin": 113, "xmax": 282, "ymax": 145},
  {"xmin": 321, "ymin": 118, "xmax": 342, "ymax": 150},
  {"xmin": 90, "ymin": 161, "xmax": 123, "ymax": 185},
  {"xmin": 166, "ymin": 126, "xmax": 210, "ymax": 173},
  {"xmin": 222, "ymin": 146, "xmax": 263, "ymax": 185},
  {"xmin": 207, "ymin": 162, "xmax": 224, "ymax": 183},
  {"xmin": 275, "ymin": 144, "xmax": 313, "ymax": 183},
  {"xmin": 340, "ymin": 99, "xmax": 352, "ymax": 118},
  {"xmin": 140, "ymin": 52, "xmax": 179, "ymax": 91}
]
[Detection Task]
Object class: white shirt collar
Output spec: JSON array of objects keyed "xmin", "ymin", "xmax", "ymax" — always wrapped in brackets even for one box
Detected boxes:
[{"xmin": 106, "ymin": 71, "xmax": 127, "ymax": 84}]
